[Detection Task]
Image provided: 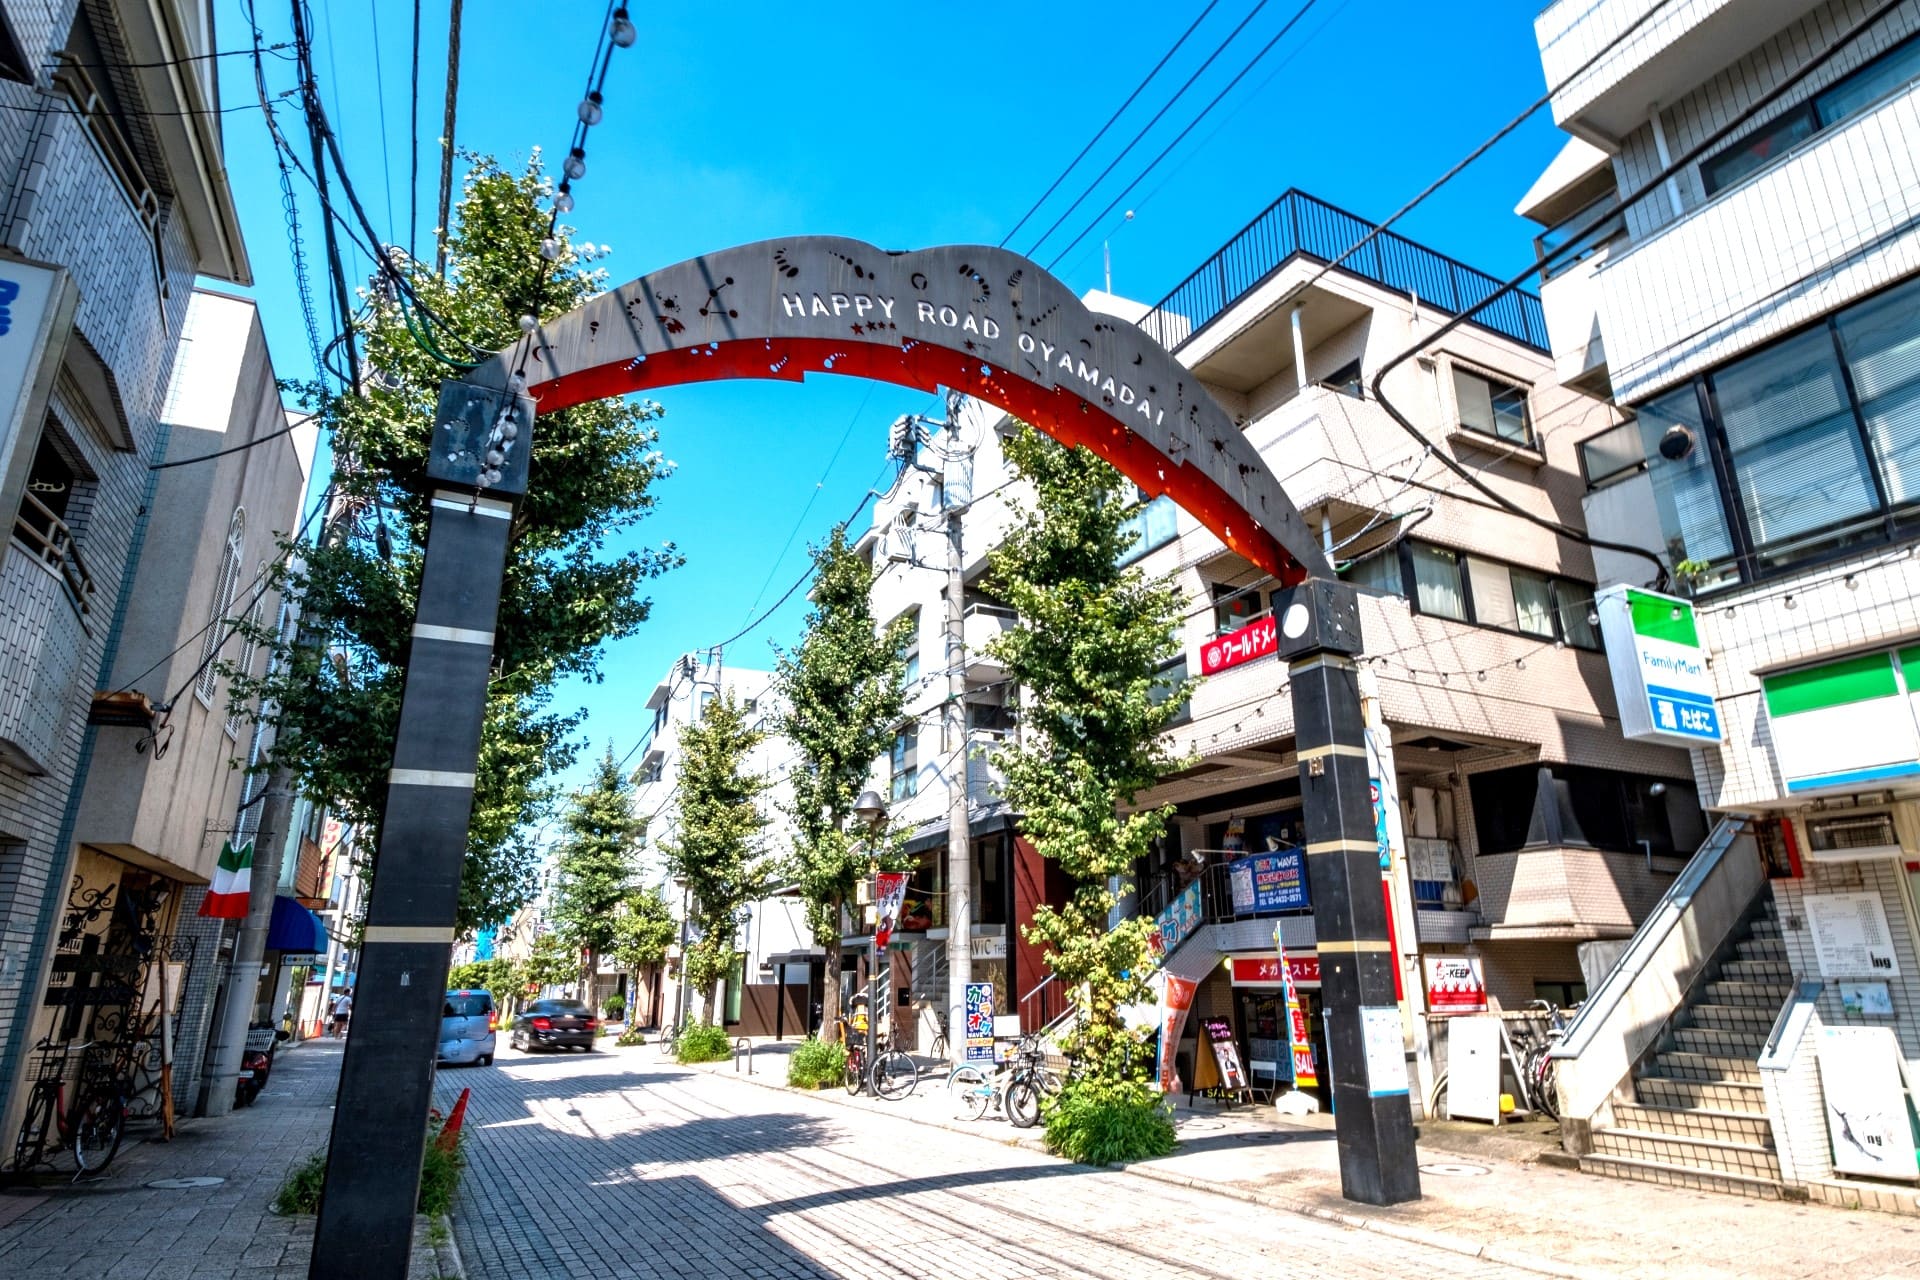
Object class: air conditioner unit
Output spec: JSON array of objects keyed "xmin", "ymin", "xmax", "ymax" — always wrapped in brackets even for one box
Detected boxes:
[{"xmin": 1804, "ymin": 811, "xmax": 1902, "ymax": 863}]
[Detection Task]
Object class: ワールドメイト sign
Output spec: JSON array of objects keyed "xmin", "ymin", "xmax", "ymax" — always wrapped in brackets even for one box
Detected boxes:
[{"xmin": 1201, "ymin": 614, "xmax": 1277, "ymax": 676}]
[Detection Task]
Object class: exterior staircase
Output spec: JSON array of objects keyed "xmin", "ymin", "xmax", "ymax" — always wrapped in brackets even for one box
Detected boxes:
[{"xmin": 1580, "ymin": 902, "xmax": 1790, "ymax": 1198}]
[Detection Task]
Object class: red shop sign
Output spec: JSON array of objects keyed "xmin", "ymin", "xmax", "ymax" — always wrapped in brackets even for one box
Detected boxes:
[
  {"xmin": 1200, "ymin": 614, "xmax": 1277, "ymax": 676},
  {"xmin": 1229, "ymin": 954, "xmax": 1319, "ymax": 987}
]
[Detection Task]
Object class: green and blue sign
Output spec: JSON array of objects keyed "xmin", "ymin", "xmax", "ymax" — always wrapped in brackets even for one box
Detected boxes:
[{"xmin": 1597, "ymin": 585, "xmax": 1722, "ymax": 747}]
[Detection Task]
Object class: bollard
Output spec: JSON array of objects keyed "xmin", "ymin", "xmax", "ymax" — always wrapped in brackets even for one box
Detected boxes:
[{"xmin": 735, "ymin": 1037, "xmax": 753, "ymax": 1075}]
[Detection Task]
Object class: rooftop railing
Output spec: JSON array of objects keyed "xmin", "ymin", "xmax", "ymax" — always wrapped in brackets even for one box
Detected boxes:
[{"xmin": 1137, "ymin": 189, "xmax": 1549, "ymax": 354}]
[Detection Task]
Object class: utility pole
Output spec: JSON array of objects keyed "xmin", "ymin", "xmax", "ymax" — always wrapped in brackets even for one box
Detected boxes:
[
  {"xmin": 198, "ymin": 771, "xmax": 295, "ymax": 1117},
  {"xmin": 931, "ymin": 397, "xmax": 971, "ymax": 1067}
]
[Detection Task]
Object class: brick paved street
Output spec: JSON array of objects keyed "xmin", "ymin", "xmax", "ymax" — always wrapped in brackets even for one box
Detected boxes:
[
  {"xmin": 0, "ymin": 1040, "xmax": 447, "ymax": 1278},
  {"xmin": 443, "ymin": 1042, "xmax": 1538, "ymax": 1280}
]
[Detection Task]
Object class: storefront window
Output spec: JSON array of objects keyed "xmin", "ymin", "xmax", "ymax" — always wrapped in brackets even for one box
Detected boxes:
[{"xmin": 1833, "ymin": 274, "xmax": 1920, "ymax": 514}]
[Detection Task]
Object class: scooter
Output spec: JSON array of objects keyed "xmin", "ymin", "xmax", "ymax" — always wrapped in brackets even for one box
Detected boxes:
[{"xmin": 236, "ymin": 1023, "xmax": 290, "ymax": 1108}]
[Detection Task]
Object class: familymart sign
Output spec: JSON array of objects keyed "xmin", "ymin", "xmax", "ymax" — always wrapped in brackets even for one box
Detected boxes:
[{"xmin": 1597, "ymin": 586, "xmax": 1722, "ymax": 747}]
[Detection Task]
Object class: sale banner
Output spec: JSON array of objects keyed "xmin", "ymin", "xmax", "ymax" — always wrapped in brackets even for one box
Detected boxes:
[
  {"xmin": 1276, "ymin": 924, "xmax": 1317, "ymax": 1089},
  {"xmin": 871, "ymin": 871, "xmax": 909, "ymax": 950},
  {"xmin": 1157, "ymin": 974, "xmax": 1198, "ymax": 1092}
]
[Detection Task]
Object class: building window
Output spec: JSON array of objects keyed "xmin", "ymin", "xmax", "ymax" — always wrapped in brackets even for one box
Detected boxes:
[
  {"xmin": 1636, "ymin": 387, "xmax": 1740, "ymax": 588},
  {"xmin": 1703, "ymin": 30, "xmax": 1920, "ymax": 196},
  {"xmin": 1118, "ymin": 492, "xmax": 1179, "ymax": 564},
  {"xmin": 1319, "ymin": 358, "xmax": 1364, "ymax": 399},
  {"xmin": 195, "ymin": 509, "xmax": 245, "ymax": 706},
  {"xmin": 225, "ymin": 571, "xmax": 266, "ymax": 739},
  {"xmin": 1408, "ymin": 544, "xmax": 1467, "ymax": 621},
  {"xmin": 1833, "ymin": 279, "xmax": 1920, "ymax": 511},
  {"xmin": 1148, "ymin": 656, "xmax": 1192, "ymax": 726},
  {"xmin": 0, "ymin": 12, "xmax": 27, "ymax": 83},
  {"xmin": 1509, "ymin": 569, "xmax": 1556, "ymax": 637},
  {"xmin": 890, "ymin": 726, "xmax": 918, "ymax": 802},
  {"xmin": 1211, "ymin": 582, "xmax": 1266, "ymax": 633},
  {"xmin": 898, "ymin": 608, "xmax": 921, "ymax": 685},
  {"xmin": 1341, "ymin": 548, "xmax": 1405, "ymax": 597},
  {"xmin": 1452, "ymin": 367, "xmax": 1533, "ymax": 446},
  {"xmin": 1555, "ymin": 585, "xmax": 1601, "ymax": 649}
]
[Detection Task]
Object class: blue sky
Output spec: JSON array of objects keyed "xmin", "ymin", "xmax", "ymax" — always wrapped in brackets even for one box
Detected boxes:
[{"xmin": 213, "ymin": 0, "xmax": 1568, "ymax": 798}]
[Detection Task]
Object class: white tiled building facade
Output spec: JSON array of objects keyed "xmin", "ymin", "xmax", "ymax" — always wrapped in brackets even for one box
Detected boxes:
[{"xmin": 1524, "ymin": 0, "xmax": 1920, "ymax": 1197}]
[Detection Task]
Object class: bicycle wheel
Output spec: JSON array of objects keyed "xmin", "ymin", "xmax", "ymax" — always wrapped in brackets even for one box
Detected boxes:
[
  {"xmin": 872, "ymin": 1051, "xmax": 918, "ymax": 1101},
  {"xmin": 1006, "ymin": 1078, "xmax": 1042, "ymax": 1129},
  {"xmin": 1426, "ymin": 1072, "xmax": 1449, "ymax": 1121},
  {"xmin": 1534, "ymin": 1058, "xmax": 1561, "ymax": 1121},
  {"xmin": 14, "ymin": 1084, "xmax": 54, "ymax": 1172},
  {"xmin": 963, "ymin": 1078, "xmax": 997, "ymax": 1122},
  {"xmin": 72, "ymin": 1090, "xmax": 125, "ymax": 1173},
  {"xmin": 929, "ymin": 1033, "xmax": 949, "ymax": 1062},
  {"xmin": 845, "ymin": 1051, "xmax": 865, "ymax": 1095},
  {"xmin": 945, "ymin": 1065, "xmax": 987, "ymax": 1119}
]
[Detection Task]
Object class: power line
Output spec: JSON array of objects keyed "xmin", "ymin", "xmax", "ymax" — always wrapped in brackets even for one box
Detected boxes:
[
  {"xmin": 150, "ymin": 411, "xmax": 313, "ymax": 471},
  {"xmin": 1044, "ymin": 0, "xmax": 1322, "ymax": 272},
  {"xmin": 998, "ymin": 0, "xmax": 1223, "ymax": 249},
  {"xmin": 1023, "ymin": 0, "xmax": 1283, "ymax": 261}
]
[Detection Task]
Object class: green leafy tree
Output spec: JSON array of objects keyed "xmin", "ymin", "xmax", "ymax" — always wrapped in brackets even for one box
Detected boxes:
[
  {"xmin": 449, "ymin": 957, "xmax": 522, "ymax": 1013},
  {"xmin": 662, "ymin": 692, "xmax": 769, "ymax": 1022},
  {"xmin": 523, "ymin": 931, "xmax": 579, "ymax": 994},
  {"xmin": 231, "ymin": 152, "xmax": 678, "ymax": 932},
  {"xmin": 607, "ymin": 884, "xmax": 677, "ymax": 1021},
  {"xmin": 987, "ymin": 425, "xmax": 1195, "ymax": 1153},
  {"xmin": 773, "ymin": 528, "xmax": 912, "ymax": 1002},
  {"xmin": 548, "ymin": 746, "xmax": 646, "ymax": 998}
]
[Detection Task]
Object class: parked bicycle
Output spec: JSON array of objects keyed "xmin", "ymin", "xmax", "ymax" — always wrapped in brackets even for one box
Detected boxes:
[
  {"xmin": 840, "ymin": 1019, "xmax": 917, "ymax": 1100},
  {"xmin": 1517, "ymin": 1000, "xmax": 1571, "ymax": 1121},
  {"xmin": 13, "ymin": 1040, "xmax": 127, "ymax": 1175},
  {"xmin": 944, "ymin": 1034, "xmax": 1055, "ymax": 1128}
]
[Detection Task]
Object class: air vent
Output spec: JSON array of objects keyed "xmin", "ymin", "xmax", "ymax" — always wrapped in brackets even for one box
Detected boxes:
[{"xmin": 1805, "ymin": 812, "xmax": 1901, "ymax": 863}]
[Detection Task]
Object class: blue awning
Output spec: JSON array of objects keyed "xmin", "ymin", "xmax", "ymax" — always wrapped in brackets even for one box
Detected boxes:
[{"xmin": 268, "ymin": 895, "xmax": 328, "ymax": 954}]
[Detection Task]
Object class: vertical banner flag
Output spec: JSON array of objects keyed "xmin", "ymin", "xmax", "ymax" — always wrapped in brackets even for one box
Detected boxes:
[
  {"xmin": 1277, "ymin": 923, "xmax": 1317, "ymax": 1089},
  {"xmin": 1157, "ymin": 974, "xmax": 1198, "ymax": 1092},
  {"xmin": 871, "ymin": 871, "xmax": 909, "ymax": 950},
  {"xmin": 200, "ymin": 839, "xmax": 255, "ymax": 918},
  {"xmin": 965, "ymin": 981, "xmax": 995, "ymax": 1063}
]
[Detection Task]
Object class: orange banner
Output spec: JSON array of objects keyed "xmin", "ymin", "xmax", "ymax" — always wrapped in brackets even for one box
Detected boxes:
[{"xmin": 1157, "ymin": 974, "xmax": 1198, "ymax": 1092}]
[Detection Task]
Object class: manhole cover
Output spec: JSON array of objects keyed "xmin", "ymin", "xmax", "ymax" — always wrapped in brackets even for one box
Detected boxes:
[
  {"xmin": 1419, "ymin": 1162, "xmax": 1489, "ymax": 1177},
  {"xmin": 146, "ymin": 1177, "xmax": 226, "ymax": 1189}
]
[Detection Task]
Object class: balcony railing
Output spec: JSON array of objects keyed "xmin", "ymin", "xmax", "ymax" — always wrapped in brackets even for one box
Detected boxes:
[
  {"xmin": 1137, "ymin": 190, "xmax": 1548, "ymax": 355},
  {"xmin": 13, "ymin": 491, "xmax": 95, "ymax": 615}
]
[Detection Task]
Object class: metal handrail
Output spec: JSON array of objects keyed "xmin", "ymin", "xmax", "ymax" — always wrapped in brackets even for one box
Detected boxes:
[{"xmin": 1137, "ymin": 189, "xmax": 1549, "ymax": 355}]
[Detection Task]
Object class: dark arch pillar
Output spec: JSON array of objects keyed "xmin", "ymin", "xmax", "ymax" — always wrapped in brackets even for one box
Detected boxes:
[{"xmin": 310, "ymin": 240, "xmax": 1415, "ymax": 1279}]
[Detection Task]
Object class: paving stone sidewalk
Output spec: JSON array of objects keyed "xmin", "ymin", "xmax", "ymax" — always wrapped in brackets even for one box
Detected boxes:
[
  {"xmin": 694, "ymin": 1036, "xmax": 1920, "ymax": 1280},
  {"xmin": 0, "ymin": 1038, "xmax": 457, "ymax": 1279}
]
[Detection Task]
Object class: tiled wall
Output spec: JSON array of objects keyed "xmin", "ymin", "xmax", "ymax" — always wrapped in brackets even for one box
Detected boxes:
[
  {"xmin": 1761, "ymin": 1002, "xmax": 1834, "ymax": 1184},
  {"xmin": 1772, "ymin": 858, "xmax": 1920, "ymax": 1070}
]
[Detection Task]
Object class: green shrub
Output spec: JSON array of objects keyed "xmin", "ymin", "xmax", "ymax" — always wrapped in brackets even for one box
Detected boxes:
[
  {"xmin": 615, "ymin": 1026, "xmax": 647, "ymax": 1047},
  {"xmin": 786, "ymin": 1036, "xmax": 847, "ymax": 1089},
  {"xmin": 272, "ymin": 1151, "xmax": 328, "ymax": 1215},
  {"xmin": 1041, "ymin": 1081, "xmax": 1176, "ymax": 1166},
  {"xmin": 272, "ymin": 1125, "xmax": 466, "ymax": 1217},
  {"xmin": 675, "ymin": 1022, "xmax": 733, "ymax": 1064},
  {"xmin": 603, "ymin": 994, "xmax": 626, "ymax": 1021}
]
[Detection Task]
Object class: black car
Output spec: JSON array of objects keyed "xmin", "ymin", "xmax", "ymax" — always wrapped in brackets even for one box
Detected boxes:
[{"xmin": 510, "ymin": 999, "xmax": 599, "ymax": 1052}]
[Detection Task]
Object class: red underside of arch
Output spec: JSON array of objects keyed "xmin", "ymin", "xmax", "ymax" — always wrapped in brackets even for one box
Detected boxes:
[{"xmin": 527, "ymin": 338, "xmax": 1303, "ymax": 585}]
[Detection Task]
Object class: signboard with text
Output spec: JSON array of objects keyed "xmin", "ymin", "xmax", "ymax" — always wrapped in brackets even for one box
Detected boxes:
[
  {"xmin": 1597, "ymin": 585, "xmax": 1722, "ymax": 746},
  {"xmin": 1201, "ymin": 1017, "xmax": 1250, "ymax": 1093},
  {"xmin": 1148, "ymin": 880, "xmax": 1204, "ymax": 961},
  {"xmin": 1201, "ymin": 614, "xmax": 1276, "ymax": 676},
  {"xmin": 1805, "ymin": 891, "xmax": 1901, "ymax": 977},
  {"xmin": 1228, "ymin": 954, "xmax": 1320, "ymax": 987},
  {"xmin": 1423, "ymin": 955, "xmax": 1488, "ymax": 1013},
  {"xmin": 1227, "ymin": 849, "xmax": 1310, "ymax": 913},
  {"xmin": 965, "ymin": 982, "xmax": 995, "ymax": 1063}
]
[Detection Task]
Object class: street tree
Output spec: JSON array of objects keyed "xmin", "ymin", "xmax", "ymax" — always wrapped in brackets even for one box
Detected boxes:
[
  {"xmin": 523, "ymin": 931, "xmax": 579, "ymax": 995},
  {"xmin": 607, "ymin": 884, "xmax": 677, "ymax": 1022},
  {"xmin": 662, "ymin": 692, "xmax": 769, "ymax": 1022},
  {"xmin": 449, "ymin": 957, "xmax": 524, "ymax": 1016},
  {"xmin": 549, "ymin": 746, "xmax": 647, "ymax": 1005},
  {"xmin": 774, "ymin": 527, "xmax": 912, "ymax": 1004},
  {"xmin": 230, "ymin": 152, "xmax": 678, "ymax": 933},
  {"xmin": 987, "ymin": 424, "xmax": 1195, "ymax": 1160}
]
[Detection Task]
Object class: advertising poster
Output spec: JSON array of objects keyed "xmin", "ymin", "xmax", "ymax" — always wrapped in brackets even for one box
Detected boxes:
[
  {"xmin": 1804, "ymin": 891, "xmax": 1901, "ymax": 978},
  {"xmin": 1371, "ymin": 780, "xmax": 1392, "ymax": 870},
  {"xmin": 1149, "ymin": 880, "xmax": 1204, "ymax": 961},
  {"xmin": 1360, "ymin": 1006, "xmax": 1410, "ymax": 1098},
  {"xmin": 1818, "ymin": 1026, "xmax": 1919, "ymax": 1178},
  {"xmin": 1227, "ymin": 849, "xmax": 1310, "ymax": 913},
  {"xmin": 1276, "ymin": 924, "xmax": 1317, "ymax": 1089},
  {"xmin": 1423, "ymin": 955, "xmax": 1488, "ymax": 1013},
  {"xmin": 1157, "ymin": 974, "xmax": 1198, "ymax": 1092},
  {"xmin": 871, "ymin": 871, "xmax": 910, "ymax": 950},
  {"xmin": 965, "ymin": 981, "xmax": 995, "ymax": 1063},
  {"xmin": 1202, "ymin": 1017, "xmax": 1249, "ymax": 1091}
]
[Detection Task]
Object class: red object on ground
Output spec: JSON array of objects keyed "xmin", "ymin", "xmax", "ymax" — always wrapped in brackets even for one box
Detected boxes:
[{"xmin": 436, "ymin": 1088, "xmax": 470, "ymax": 1151}]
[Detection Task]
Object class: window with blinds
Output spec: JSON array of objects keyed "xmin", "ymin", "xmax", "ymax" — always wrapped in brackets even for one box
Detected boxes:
[
  {"xmin": 1452, "ymin": 367, "xmax": 1533, "ymax": 446},
  {"xmin": 195, "ymin": 509, "xmax": 245, "ymax": 706}
]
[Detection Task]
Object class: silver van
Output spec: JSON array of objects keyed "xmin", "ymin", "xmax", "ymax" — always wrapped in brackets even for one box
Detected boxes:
[{"xmin": 439, "ymin": 989, "xmax": 497, "ymax": 1066}]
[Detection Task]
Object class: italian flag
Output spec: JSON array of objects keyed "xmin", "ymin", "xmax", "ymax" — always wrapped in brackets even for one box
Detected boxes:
[{"xmin": 199, "ymin": 839, "xmax": 254, "ymax": 918}]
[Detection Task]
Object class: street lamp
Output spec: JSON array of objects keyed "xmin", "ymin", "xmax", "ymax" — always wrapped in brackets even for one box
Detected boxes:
[{"xmin": 853, "ymin": 789, "xmax": 888, "ymax": 1086}]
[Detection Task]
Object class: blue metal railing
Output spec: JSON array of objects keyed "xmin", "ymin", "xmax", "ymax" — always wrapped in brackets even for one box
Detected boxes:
[{"xmin": 1137, "ymin": 190, "xmax": 1549, "ymax": 354}]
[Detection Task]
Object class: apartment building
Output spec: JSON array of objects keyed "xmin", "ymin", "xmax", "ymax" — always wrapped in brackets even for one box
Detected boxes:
[
  {"xmin": 1522, "ymin": 0, "xmax": 1920, "ymax": 1202},
  {"xmin": 1102, "ymin": 189, "xmax": 1703, "ymax": 1109},
  {"xmin": 0, "ymin": 2, "xmax": 260, "ymax": 1153},
  {"xmin": 630, "ymin": 651, "xmax": 811, "ymax": 1038}
]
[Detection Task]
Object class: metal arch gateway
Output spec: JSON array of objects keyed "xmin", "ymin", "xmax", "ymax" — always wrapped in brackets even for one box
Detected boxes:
[{"xmin": 309, "ymin": 239, "xmax": 1417, "ymax": 1280}]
